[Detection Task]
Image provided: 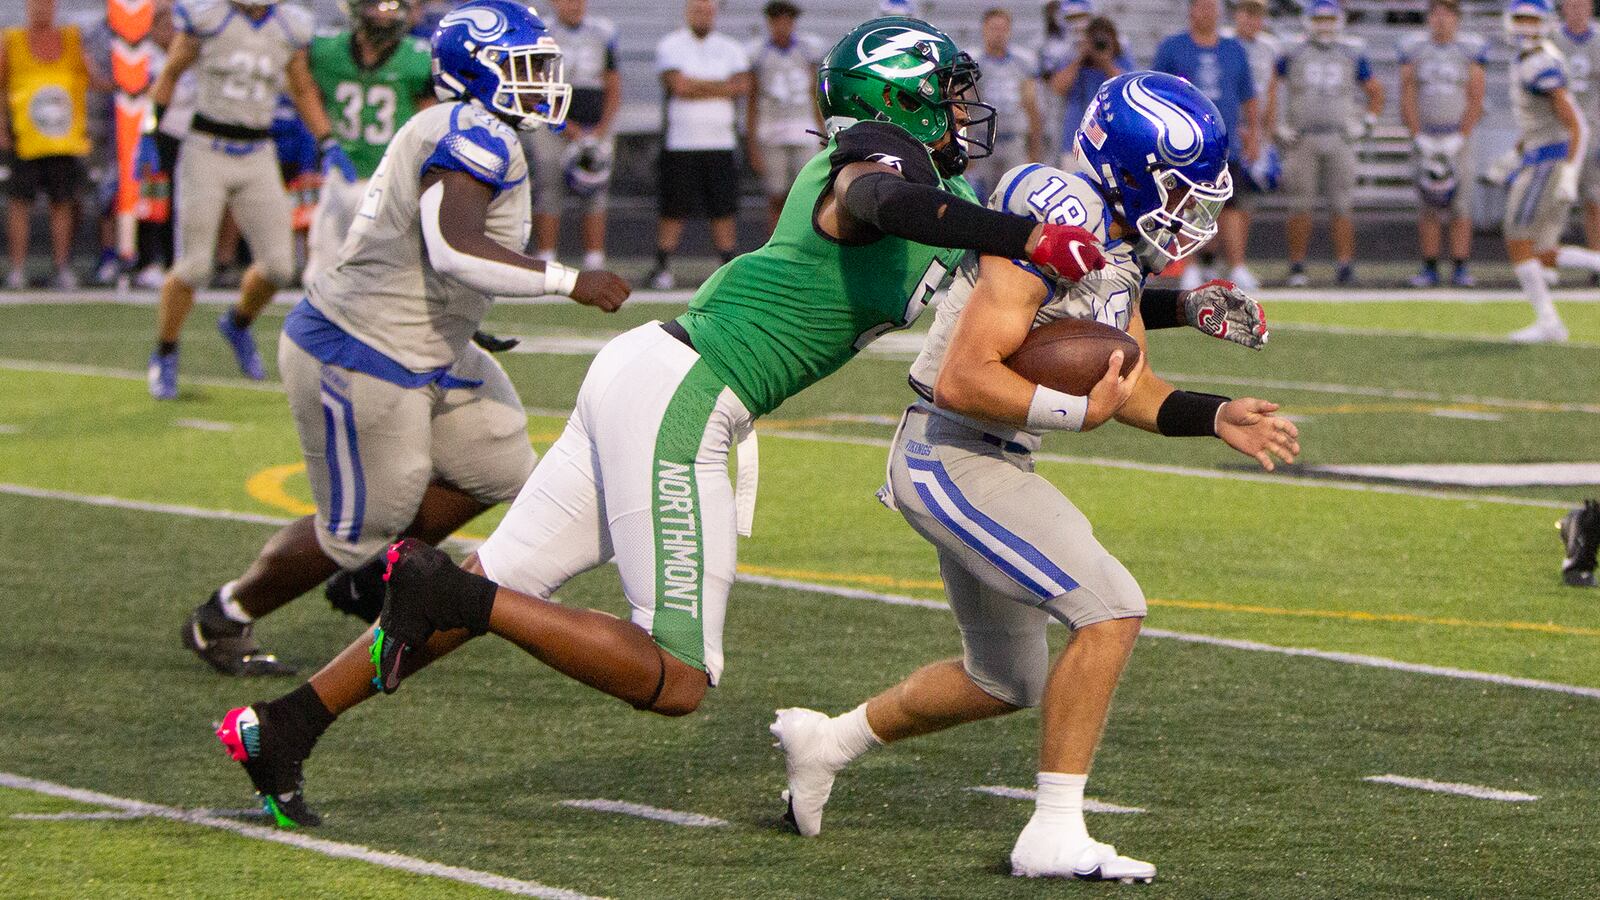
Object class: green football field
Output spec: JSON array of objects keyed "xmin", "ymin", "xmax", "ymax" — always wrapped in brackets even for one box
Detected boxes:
[{"xmin": 1, "ymin": 292, "xmax": 1597, "ymax": 898}]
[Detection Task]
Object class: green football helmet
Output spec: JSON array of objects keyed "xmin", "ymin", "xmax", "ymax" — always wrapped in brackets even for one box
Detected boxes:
[{"xmin": 817, "ymin": 16, "xmax": 996, "ymax": 177}]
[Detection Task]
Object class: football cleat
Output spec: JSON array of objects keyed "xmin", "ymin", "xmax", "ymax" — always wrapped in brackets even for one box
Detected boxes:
[
  {"xmin": 1408, "ymin": 266, "xmax": 1440, "ymax": 289},
  {"xmin": 1508, "ymin": 320, "xmax": 1569, "ymax": 344},
  {"xmin": 1285, "ymin": 265, "xmax": 1308, "ymax": 288},
  {"xmin": 324, "ymin": 557, "xmax": 387, "ymax": 623},
  {"xmin": 216, "ymin": 311, "xmax": 266, "ymax": 380},
  {"xmin": 148, "ymin": 349, "xmax": 178, "ymax": 400},
  {"xmin": 648, "ymin": 266, "xmax": 675, "ymax": 291},
  {"xmin": 770, "ymin": 707, "xmax": 847, "ymax": 837},
  {"xmin": 1010, "ymin": 826, "xmax": 1156, "ymax": 884},
  {"xmin": 371, "ymin": 539, "xmax": 457, "ymax": 694},
  {"xmin": 183, "ymin": 593, "xmax": 296, "ymax": 676},
  {"xmin": 1559, "ymin": 500, "xmax": 1600, "ymax": 587},
  {"xmin": 216, "ymin": 705, "xmax": 321, "ymax": 828}
]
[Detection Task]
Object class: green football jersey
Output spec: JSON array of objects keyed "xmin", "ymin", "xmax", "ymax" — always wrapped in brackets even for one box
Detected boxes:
[
  {"xmin": 310, "ymin": 32, "xmax": 434, "ymax": 180},
  {"xmin": 680, "ymin": 122, "xmax": 976, "ymax": 418}
]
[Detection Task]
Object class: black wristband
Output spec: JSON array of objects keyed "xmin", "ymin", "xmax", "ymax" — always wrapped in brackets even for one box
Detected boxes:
[
  {"xmin": 1157, "ymin": 390, "xmax": 1230, "ymax": 437},
  {"xmin": 1140, "ymin": 287, "xmax": 1184, "ymax": 330},
  {"xmin": 842, "ymin": 172, "xmax": 1037, "ymax": 258}
]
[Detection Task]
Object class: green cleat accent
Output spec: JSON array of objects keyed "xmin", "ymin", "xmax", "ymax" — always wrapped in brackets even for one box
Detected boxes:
[
  {"xmin": 369, "ymin": 627, "xmax": 387, "ymax": 691},
  {"xmin": 261, "ymin": 795, "xmax": 300, "ymax": 830}
]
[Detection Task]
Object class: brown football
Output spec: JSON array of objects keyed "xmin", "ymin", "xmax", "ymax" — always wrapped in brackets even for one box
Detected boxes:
[{"xmin": 1005, "ymin": 318, "xmax": 1142, "ymax": 396}]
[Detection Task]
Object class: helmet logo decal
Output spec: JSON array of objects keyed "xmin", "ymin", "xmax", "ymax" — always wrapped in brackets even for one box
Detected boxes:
[
  {"xmin": 854, "ymin": 26, "xmax": 942, "ymax": 78},
  {"xmin": 1123, "ymin": 74, "xmax": 1202, "ymax": 166},
  {"xmin": 439, "ymin": 5, "xmax": 508, "ymax": 42}
]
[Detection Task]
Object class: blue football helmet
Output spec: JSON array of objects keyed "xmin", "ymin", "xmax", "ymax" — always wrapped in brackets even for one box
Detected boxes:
[
  {"xmin": 1505, "ymin": 0, "xmax": 1555, "ymax": 50},
  {"xmin": 1304, "ymin": 0, "xmax": 1343, "ymax": 42},
  {"xmin": 431, "ymin": 0, "xmax": 571, "ymax": 131},
  {"xmin": 1074, "ymin": 71, "xmax": 1232, "ymax": 270}
]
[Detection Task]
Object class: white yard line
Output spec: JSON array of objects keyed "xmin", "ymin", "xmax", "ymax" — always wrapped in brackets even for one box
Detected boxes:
[
  {"xmin": 1362, "ymin": 774, "xmax": 1539, "ymax": 802},
  {"xmin": 1270, "ymin": 320, "xmax": 1600, "ymax": 349},
  {"xmin": 11, "ymin": 810, "xmax": 148, "ymax": 821},
  {"xmin": 966, "ymin": 786, "xmax": 1145, "ymax": 814},
  {"xmin": 558, "ymin": 799, "xmax": 728, "ymax": 828},
  {"xmin": 0, "ymin": 772, "xmax": 600, "ymax": 899},
  {"xmin": 0, "ymin": 357, "xmax": 282, "ymax": 393},
  {"xmin": 1158, "ymin": 372, "xmax": 1600, "ymax": 416},
  {"xmin": 173, "ymin": 418, "xmax": 239, "ymax": 432},
  {"xmin": 0, "ymin": 483, "xmax": 295, "ymax": 527}
]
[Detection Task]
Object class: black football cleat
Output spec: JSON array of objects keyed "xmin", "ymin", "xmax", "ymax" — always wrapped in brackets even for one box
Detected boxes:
[
  {"xmin": 1559, "ymin": 500, "xmax": 1600, "ymax": 587},
  {"xmin": 184, "ymin": 593, "xmax": 296, "ymax": 676},
  {"xmin": 324, "ymin": 558, "xmax": 386, "ymax": 623},
  {"xmin": 371, "ymin": 540, "xmax": 452, "ymax": 694},
  {"xmin": 216, "ymin": 705, "xmax": 321, "ymax": 828}
]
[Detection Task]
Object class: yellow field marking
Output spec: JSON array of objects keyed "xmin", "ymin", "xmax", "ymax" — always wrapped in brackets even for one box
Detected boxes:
[
  {"xmin": 244, "ymin": 464, "xmax": 316, "ymax": 517},
  {"xmin": 742, "ymin": 563, "xmax": 1600, "ymax": 639}
]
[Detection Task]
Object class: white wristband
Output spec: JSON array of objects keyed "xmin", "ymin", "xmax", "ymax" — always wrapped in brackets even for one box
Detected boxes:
[
  {"xmin": 544, "ymin": 262, "xmax": 580, "ymax": 297},
  {"xmin": 1027, "ymin": 385, "xmax": 1088, "ymax": 432}
]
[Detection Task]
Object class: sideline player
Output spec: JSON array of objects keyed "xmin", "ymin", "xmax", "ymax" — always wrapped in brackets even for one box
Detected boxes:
[
  {"xmin": 1399, "ymin": 0, "xmax": 1486, "ymax": 288},
  {"xmin": 142, "ymin": 0, "xmax": 351, "ymax": 400},
  {"xmin": 302, "ymin": 0, "xmax": 433, "ymax": 286},
  {"xmin": 746, "ymin": 0, "xmax": 826, "ymax": 235},
  {"xmin": 1266, "ymin": 0, "xmax": 1382, "ymax": 287},
  {"xmin": 771, "ymin": 72, "xmax": 1293, "ymax": 883},
  {"xmin": 1552, "ymin": 0, "xmax": 1600, "ymax": 272},
  {"xmin": 214, "ymin": 16, "xmax": 1113, "ymax": 827},
  {"xmin": 1502, "ymin": 0, "xmax": 1600, "ymax": 342},
  {"xmin": 183, "ymin": 1, "xmax": 629, "ymax": 687}
]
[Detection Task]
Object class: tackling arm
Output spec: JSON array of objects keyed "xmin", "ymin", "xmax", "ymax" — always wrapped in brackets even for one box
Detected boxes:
[{"xmin": 285, "ymin": 50, "xmax": 333, "ymax": 140}]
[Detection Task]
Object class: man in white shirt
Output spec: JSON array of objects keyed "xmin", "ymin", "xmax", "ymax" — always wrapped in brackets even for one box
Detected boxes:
[
  {"xmin": 650, "ymin": 0, "xmax": 751, "ymax": 290},
  {"xmin": 746, "ymin": 0, "xmax": 825, "ymax": 234}
]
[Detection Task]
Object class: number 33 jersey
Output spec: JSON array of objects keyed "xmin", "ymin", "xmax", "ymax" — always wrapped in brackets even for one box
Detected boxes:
[
  {"xmin": 178, "ymin": 0, "xmax": 314, "ymax": 131},
  {"xmin": 910, "ymin": 159, "xmax": 1144, "ymax": 404},
  {"xmin": 679, "ymin": 121, "xmax": 975, "ymax": 418},
  {"xmin": 310, "ymin": 31, "xmax": 434, "ymax": 180}
]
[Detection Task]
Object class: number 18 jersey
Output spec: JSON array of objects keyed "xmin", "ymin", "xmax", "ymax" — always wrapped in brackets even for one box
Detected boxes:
[
  {"xmin": 679, "ymin": 121, "xmax": 975, "ymax": 418},
  {"xmin": 310, "ymin": 32, "xmax": 434, "ymax": 180}
]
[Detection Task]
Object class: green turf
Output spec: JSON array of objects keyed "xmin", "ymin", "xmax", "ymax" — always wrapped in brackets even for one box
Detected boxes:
[{"xmin": 1267, "ymin": 300, "xmax": 1600, "ymax": 343}]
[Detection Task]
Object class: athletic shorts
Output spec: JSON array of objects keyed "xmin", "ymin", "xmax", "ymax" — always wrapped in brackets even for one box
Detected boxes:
[
  {"xmin": 759, "ymin": 143, "xmax": 813, "ymax": 200},
  {"xmin": 1503, "ymin": 159, "xmax": 1572, "ymax": 249},
  {"xmin": 279, "ymin": 332, "xmax": 536, "ymax": 570},
  {"xmin": 658, "ymin": 149, "xmax": 739, "ymax": 219},
  {"xmin": 6, "ymin": 154, "xmax": 85, "ymax": 203},
  {"xmin": 1282, "ymin": 131, "xmax": 1358, "ymax": 216},
  {"xmin": 172, "ymin": 133, "xmax": 295, "ymax": 288},
  {"xmin": 476, "ymin": 322, "xmax": 754, "ymax": 684},
  {"xmin": 527, "ymin": 127, "xmax": 611, "ymax": 216},
  {"xmin": 884, "ymin": 406, "xmax": 1146, "ymax": 708}
]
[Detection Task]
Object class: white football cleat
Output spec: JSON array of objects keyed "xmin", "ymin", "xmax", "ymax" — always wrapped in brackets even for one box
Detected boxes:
[
  {"xmin": 1227, "ymin": 264, "xmax": 1260, "ymax": 293},
  {"xmin": 1507, "ymin": 321, "xmax": 1569, "ymax": 344},
  {"xmin": 1011, "ymin": 827, "xmax": 1156, "ymax": 884},
  {"xmin": 770, "ymin": 707, "xmax": 846, "ymax": 837},
  {"xmin": 1178, "ymin": 262, "xmax": 1205, "ymax": 291}
]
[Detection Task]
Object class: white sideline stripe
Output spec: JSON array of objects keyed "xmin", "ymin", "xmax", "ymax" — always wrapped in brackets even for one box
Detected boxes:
[
  {"xmin": 1362, "ymin": 774, "xmax": 1539, "ymax": 802},
  {"xmin": 0, "ymin": 482, "xmax": 1595, "ymax": 704},
  {"xmin": 0, "ymin": 772, "xmax": 600, "ymax": 899},
  {"xmin": 966, "ymin": 786, "xmax": 1146, "ymax": 814},
  {"xmin": 11, "ymin": 810, "xmax": 148, "ymax": 821},
  {"xmin": 559, "ymin": 799, "xmax": 729, "ymax": 827},
  {"xmin": 0, "ymin": 357, "xmax": 283, "ymax": 393},
  {"xmin": 1429, "ymin": 409, "xmax": 1504, "ymax": 422},
  {"xmin": 0, "ymin": 424, "xmax": 20, "ymax": 434},
  {"xmin": 1159, "ymin": 371, "xmax": 1600, "ymax": 416},
  {"xmin": 1313, "ymin": 462, "xmax": 1600, "ymax": 487},
  {"xmin": 1254, "ymin": 288, "xmax": 1600, "ymax": 303}
]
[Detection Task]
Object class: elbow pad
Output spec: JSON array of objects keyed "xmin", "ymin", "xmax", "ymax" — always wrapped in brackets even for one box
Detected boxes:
[
  {"xmin": 419, "ymin": 182, "xmax": 578, "ymax": 297},
  {"xmin": 841, "ymin": 172, "xmax": 1036, "ymax": 258}
]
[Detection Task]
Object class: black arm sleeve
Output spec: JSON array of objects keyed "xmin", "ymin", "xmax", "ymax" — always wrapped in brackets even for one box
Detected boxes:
[
  {"xmin": 1140, "ymin": 287, "xmax": 1185, "ymax": 330},
  {"xmin": 841, "ymin": 172, "xmax": 1038, "ymax": 259}
]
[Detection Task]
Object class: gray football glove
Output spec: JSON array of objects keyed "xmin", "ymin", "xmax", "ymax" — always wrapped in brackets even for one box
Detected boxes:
[{"xmin": 1181, "ymin": 279, "xmax": 1269, "ymax": 350}]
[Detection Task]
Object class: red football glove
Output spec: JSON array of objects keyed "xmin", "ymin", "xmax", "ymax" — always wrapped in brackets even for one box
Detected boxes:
[{"xmin": 1028, "ymin": 223, "xmax": 1106, "ymax": 282}]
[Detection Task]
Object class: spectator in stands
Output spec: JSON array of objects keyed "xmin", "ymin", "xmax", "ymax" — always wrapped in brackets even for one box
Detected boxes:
[
  {"xmin": 1553, "ymin": 0, "xmax": 1600, "ymax": 277},
  {"xmin": 1266, "ymin": 0, "xmax": 1383, "ymax": 287},
  {"xmin": 1035, "ymin": 1, "xmax": 1091, "ymax": 163},
  {"xmin": 1399, "ymin": 0, "xmax": 1486, "ymax": 288},
  {"xmin": 1152, "ymin": 0, "xmax": 1260, "ymax": 290},
  {"xmin": 747, "ymin": 1, "xmax": 825, "ymax": 235},
  {"xmin": 1228, "ymin": 0, "xmax": 1280, "ymax": 288},
  {"xmin": 649, "ymin": 0, "xmax": 751, "ymax": 290},
  {"xmin": 963, "ymin": 8, "xmax": 1042, "ymax": 201},
  {"xmin": 528, "ymin": 0, "xmax": 621, "ymax": 270},
  {"xmin": 0, "ymin": 0, "xmax": 96, "ymax": 290},
  {"xmin": 1049, "ymin": 14, "xmax": 1130, "ymax": 169}
]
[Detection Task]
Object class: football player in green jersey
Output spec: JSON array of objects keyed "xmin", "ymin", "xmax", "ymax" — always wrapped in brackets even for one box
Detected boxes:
[
  {"xmin": 224, "ymin": 16, "xmax": 1113, "ymax": 826},
  {"xmin": 304, "ymin": 0, "xmax": 434, "ymax": 284}
]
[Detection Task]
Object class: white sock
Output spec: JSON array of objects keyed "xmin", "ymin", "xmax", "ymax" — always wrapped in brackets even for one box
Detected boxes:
[
  {"xmin": 582, "ymin": 250, "xmax": 605, "ymax": 270},
  {"xmin": 216, "ymin": 580, "xmax": 253, "ymax": 624},
  {"xmin": 1030, "ymin": 772, "xmax": 1090, "ymax": 843},
  {"xmin": 830, "ymin": 703, "xmax": 883, "ymax": 762},
  {"xmin": 1514, "ymin": 258, "xmax": 1561, "ymax": 324},
  {"xmin": 534, "ymin": 249, "xmax": 557, "ymax": 263},
  {"xmin": 1555, "ymin": 245, "xmax": 1600, "ymax": 272}
]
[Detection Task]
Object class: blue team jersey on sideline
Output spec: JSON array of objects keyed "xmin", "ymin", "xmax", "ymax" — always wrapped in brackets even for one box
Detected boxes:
[{"xmin": 1151, "ymin": 33, "xmax": 1255, "ymax": 160}]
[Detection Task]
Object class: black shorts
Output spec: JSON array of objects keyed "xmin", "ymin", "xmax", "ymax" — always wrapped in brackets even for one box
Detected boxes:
[
  {"xmin": 658, "ymin": 149, "xmax": 739, "ymax": 219},
  {"xmin": 6, "ymin": 154, "xmax": 85, "ymax": 203}
]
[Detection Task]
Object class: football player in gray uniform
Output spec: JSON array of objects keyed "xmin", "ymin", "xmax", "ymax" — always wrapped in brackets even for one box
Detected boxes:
[
  {"xmin": 183, "ymin": 0, "xmax": 629, "ymax": 689},
  {"xmin": 770, "ymin": 73, "xmax": 1294, "ymax": 884},
  {"xmin": 746, "ymin": 1, "xmax": 826, "ymax": 234},
  {"xmin": 1552, "ymin": 0, "xmax": 1600, "ymax": 271},
  {"xmin": 1399, "ymin": 0, "xmax": 1487, "ymax": 288},
  {"xmin": 142, "ymin": 0, "xmax": 347, "ymax": 400},
  {"xmin": 1503, "ymin": 0, "xmax": 1600, "ymax": 343},
  {"xmin": 961, "ymin": 8, "xmax": 1043, "ymax": 202},
  {"xmin": 1265, "ymin": 0, "xmax": 1383, "ymax": 287}
]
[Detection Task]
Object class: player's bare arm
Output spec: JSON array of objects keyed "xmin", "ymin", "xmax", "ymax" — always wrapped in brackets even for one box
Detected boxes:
[
  {"xmin": 420, "ymin": 169, "xmax": 629, "ymax": 311},
  {"xmin": 934, "ymin": 254, "xmax": 1134, "ymax": 431},
  {"xmin": 148, "ymin": 31, "xmax": 200, "ymax": 108},
  {"xmin": 285, "ymin": 50, "xmax": 334, "ymax": 141}
]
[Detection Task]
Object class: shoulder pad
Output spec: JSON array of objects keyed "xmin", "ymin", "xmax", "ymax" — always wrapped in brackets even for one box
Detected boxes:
[
  {"xmin": 276, "ymin": 4, "xmax": 316, "ymax": 49},
  {"xmin": 176, "ymin": 0, "xmax": 228, "ymax": 38},
  {"xmin": 1396, "ymin": 32, "xmax": 1424, "ymax": 61},
  {"xmin": 992, "ymin": 163, "xmax": 1111, "ymax": 242},
  {"xmin": 591, "ymin": 17, "xmax": 618, "ymax": 43},
  {"xmin": 830, "ymin": 121, "xmax": 938, "ymax": 186},
  {"xmin": 422, "ymin": 104, "xmax": 520, "ymax": 194},
  {"xmin": 1519, "ymin": 50, "xmax": 1568, "ymax": 93}
]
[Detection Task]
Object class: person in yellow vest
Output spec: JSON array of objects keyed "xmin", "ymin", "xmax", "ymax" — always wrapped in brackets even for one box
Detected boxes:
[{"xmin": 0, "ymin": 0, "xmax": 95, "ymax": 290}]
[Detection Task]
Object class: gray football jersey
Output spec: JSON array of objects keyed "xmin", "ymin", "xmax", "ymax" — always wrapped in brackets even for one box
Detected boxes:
[
  {"xmin": 1398, "ymin": 31, "xmax": 1488, "ymax": 132},
  {"xmin": 1551, "ymin": 25, "xmax": 1600, "ymax": 130},
  {"xmin": 1277, "ymin": 35, "xmax": 1372, "ymax": 132},
  {"xmin": 748, "ymin": 33, "xmax": 827, "ymax": 146},
  {"xmin": 975, "ymin": 49, "xmax": 1037, "ymax": 140},
  {"xmin": 1234, "ymin": 29, "xmax": 1281, "ymax": 98},
  {"xmin": 910, "ymin": 159, "xmax": 1143, "ymax": 444},
  {"xmin": 545, "ymin": 16, "xmax": 617, "ymax": 126},
  {"xmin": 1512, "ymin": 43, "xmax": 1572, "ymax": 152},
  {"xmin": 178, "ymin": 0, "xmax": 313, "ymax": 131},
  {"xmin": 310, "ymin": 102, "xmax": 532, "ymax": 372}
]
